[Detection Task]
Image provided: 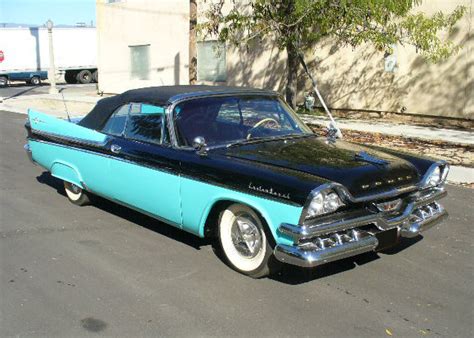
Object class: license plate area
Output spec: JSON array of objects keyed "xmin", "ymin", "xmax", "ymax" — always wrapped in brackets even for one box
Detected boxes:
[{"xmin": 375, "ymin": 228, "xmax": 399, "ymax": 251}]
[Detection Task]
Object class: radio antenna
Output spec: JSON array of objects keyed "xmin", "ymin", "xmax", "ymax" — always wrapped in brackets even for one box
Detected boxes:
[{"xmin": 60, "ymin": 89, "xmax": 71, "ymax": 122}]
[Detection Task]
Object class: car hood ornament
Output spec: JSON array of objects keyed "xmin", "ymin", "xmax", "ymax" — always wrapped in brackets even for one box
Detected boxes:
[{"xmin": 354, "ymin": 151, "xmax": 389, "ymax": 166}]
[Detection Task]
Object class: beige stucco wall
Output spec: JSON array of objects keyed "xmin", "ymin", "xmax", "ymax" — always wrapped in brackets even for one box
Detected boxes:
[
  {"xmin": 302, "ymin": 0, "xmax": 473, "ymax": 120},
  {"xmin": 97, "ymin": 0, "xmax": 472, "ymax": 120},
  {"xmin": 96, "ymin": 0, "xmax": 189, "ymax": 94},
  {"xmin": 200, "ymin": 0, "xmax": 473, "ymax": 120}
]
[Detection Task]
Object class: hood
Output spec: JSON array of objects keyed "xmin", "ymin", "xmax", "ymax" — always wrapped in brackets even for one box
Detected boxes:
[{"xmin": 213, "ymin": 136, "xmax": 420, "ymax": 198}]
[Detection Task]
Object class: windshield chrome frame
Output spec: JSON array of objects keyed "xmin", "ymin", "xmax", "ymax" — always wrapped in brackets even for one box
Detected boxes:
[{"xmin": 165, "ymin": 93, "xmax": 314, "ymax": 149}]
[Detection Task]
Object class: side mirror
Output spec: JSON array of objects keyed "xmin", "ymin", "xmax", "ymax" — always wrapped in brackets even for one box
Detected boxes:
[{"xmin": 192, "ymin": 136, "xmax": 207, "ymax": 153}]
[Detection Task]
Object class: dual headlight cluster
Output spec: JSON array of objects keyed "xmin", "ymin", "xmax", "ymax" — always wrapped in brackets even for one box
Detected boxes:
[
  {"xmin": 304, "ymin": 188, "xmax": 345, "ymax": 220},
  {"xmin": 302, "ymin": 163, "xmax": 449, "ymax": 221},
  {"xmin": 424, "ymin": 163, "xmax": 450, "ymax": 188}
]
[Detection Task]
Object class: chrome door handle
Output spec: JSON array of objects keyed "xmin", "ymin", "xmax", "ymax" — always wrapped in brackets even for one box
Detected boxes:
[{"xmin": 110, "ymin": 144, "xmax": 121, "ymax": 154}]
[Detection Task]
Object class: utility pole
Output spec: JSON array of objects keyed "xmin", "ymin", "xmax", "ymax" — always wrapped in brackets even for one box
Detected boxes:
[
  {"xmin": 189, "ymin": 0, "xmax": 197, "ymax": 85},
  {"xmin": 46, "ymin": 19, "xmax": 58, "ymax": 94}
]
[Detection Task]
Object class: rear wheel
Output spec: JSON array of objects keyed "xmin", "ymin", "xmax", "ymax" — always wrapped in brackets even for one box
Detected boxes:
[
  {"xmin": 92, "ymin": 70, "xmax": 98, "ymax": 83},
  {"xmin": 64, "ymin": 181, "xmax": 90, "ymax": 206},
  {"xmin": 76, "ymin": 70, "xmax": 92, "ymax": 84},
  {"xmin": 65, "ymin": 71, "xmax": 77, "ymax": 84},
  {"xmin": 218, "ymin": 204, "xmax": 276, "ymax": 278},
  {"xmin": 0, "ymin": 76, "xmax": 7, "ymax": 87},
  {"xmin": 29, "ymin": 76, "xmax": 41, "ymax": 86}
]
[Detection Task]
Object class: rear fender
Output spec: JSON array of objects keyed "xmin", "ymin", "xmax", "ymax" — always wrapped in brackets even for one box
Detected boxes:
[{"xmin": 50, "ymin": 161, "xmax": 83, "ymax": 188}]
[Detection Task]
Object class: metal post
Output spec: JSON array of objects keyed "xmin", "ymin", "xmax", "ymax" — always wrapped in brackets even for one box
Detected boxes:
[{"xmin": 46, "ymin": 19, "xmax": 58, "ymax": 94}]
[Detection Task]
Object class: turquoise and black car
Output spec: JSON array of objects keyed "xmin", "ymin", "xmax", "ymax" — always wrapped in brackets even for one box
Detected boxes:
[{"xmin": 24, "ymin": 85, "xmax": 449, "ymax": 278}]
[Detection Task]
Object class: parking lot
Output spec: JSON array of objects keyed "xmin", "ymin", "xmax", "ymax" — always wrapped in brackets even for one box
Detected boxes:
[{"xmin": 1, "ymin": 110, "xmax": 473, "ymax": 336}]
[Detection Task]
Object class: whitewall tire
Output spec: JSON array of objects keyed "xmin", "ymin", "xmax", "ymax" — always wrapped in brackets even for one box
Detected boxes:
[
  {"xmin": 64, "ymin": 181, "xmax": 90, "ymax": 206},
  {"xmin": 218, "ymin": 203, "xmax": 276, "ymax": 278}
]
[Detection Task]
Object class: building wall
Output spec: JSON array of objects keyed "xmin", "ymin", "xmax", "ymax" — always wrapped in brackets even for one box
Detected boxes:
[
  {"xmin": 96, "ymin": 0, "xmax": 472, "ymax": 120},
  {"xmin": 96, "ymin": 0, "xmax": 189, "ymax": 94},
  {"xmin": 199, "ymin": 0, "xmax": 473, "ymax": 120}
]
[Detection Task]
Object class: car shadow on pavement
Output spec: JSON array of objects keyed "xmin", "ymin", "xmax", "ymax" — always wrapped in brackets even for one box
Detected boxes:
[
  {"xmin": 36, "ymin": 172, "xmax": 211, "ymax": 250},
  {"xmin": 2, "ymin": 84, "xmax": 45, "ymax": 100}
]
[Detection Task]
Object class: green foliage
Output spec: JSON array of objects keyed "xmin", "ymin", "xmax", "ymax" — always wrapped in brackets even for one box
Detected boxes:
[{"xmin": 200, "ymin": 0, "xmax": 466, "ymax": 62}]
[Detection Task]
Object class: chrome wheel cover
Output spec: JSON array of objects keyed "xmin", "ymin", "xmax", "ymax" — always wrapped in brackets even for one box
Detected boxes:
[{"xmin": 230, "ymin": 214, "xmax": 262, "ymax": 258}]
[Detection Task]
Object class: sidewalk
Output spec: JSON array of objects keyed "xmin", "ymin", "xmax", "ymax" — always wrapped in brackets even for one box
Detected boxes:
[
  {"xmin": 0, "ymin": 89, "xmax": 102, "ymax": 118},
  {"xmin": 300, "ymin": 115, "xmax": 474, "ymax": 146},
  {"xmin": 0, "ymin": 91, "xmax": 472, "ymax": 184}
]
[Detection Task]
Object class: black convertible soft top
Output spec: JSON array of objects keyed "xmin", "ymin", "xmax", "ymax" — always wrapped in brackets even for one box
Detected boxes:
[{"xmin": 78, "ymin": 85, "xmax": 278, "ymax": 130}]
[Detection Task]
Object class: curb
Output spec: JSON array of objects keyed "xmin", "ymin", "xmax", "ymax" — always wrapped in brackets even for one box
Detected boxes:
[
  {"xmin": 0, "ymin": 103, "xmax": 27, "ymax": 115},
  {"xmin": 447, "ymin": 166, "xmax": 474, "ymax": 184}
]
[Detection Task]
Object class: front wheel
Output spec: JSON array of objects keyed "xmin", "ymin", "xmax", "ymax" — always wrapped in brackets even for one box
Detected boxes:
[
  {"xmin": 64, "ymin": 181, "xmax": 90, "ymax": 206},
  {"xmin": 218, "ymin": 204, "xmax": 277, "ymax": 278}
]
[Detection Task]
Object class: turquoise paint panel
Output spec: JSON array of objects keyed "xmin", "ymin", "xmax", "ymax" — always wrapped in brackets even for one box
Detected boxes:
[
  {"xmin": 29, "ymin": 140, "xmax": 110, "ymax": 193},
  {"xmin": 141, "ymin": 104, "xmax": 165, "ymax": 115},
  {"xmin": 29, "ymin": 139, "xmax": 182, "ymax": 226},
  {"xmin": 50, "ymin": 162, "xmax": 83, "ymax": 187},
  {"xmin": 108, "ymin": 159, "xmax": 182, "ymax": 226},
  {"xmin": 28, "ymin": 109, "xmax": 107, "ymax": 143},
  {"xmin": 180, "ymin": 177, "xmax": 301, "ymax": 246}
]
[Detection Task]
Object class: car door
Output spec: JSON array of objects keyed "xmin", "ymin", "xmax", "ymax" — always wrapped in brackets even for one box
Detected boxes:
[{"xmin": 105, "ymin": 103, "xmax": 182, "ymax": 227}]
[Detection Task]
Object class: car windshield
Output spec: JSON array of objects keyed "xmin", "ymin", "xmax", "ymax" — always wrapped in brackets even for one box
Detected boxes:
[{"xmin": 173, "ymin": 95, "xmax": 313, "ymax": 147}]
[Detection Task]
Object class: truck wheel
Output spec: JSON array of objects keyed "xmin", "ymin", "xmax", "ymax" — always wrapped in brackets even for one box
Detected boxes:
[
  {"xmin": 0, "ymin": 76, "xmax": 7, "ymax": 87},
  {"xmin": 76, "ymin": 70, "xmax": 92, "ymax": 84},
  {"xmin": 218, "ymin": 203, "xmax": 277, "ymax": 278},
  {"xmin": 64, "ymin": 181, "xmax": 90, "ymax": 206},
  {"xmin": 92, "ymin": 70, "xmax": 98, "ymax": 83},
  {"xmin": 29, "ymin": 76, "xmax": 41, "ymax": 86},
  {"xmin": 65, "ymin": 71, "xmax": 77, "ymax": 84}
]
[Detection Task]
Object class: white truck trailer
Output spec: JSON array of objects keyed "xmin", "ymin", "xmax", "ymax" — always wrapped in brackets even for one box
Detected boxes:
[{"xmin": 0, "ymin": 27, "xmax": 97, "ymax": 86}]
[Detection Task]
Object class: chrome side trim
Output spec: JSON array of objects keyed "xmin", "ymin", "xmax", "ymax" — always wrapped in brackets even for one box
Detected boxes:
[
  {"xmin": 274, "ymin": 232, "xmax": 379, "ymax": 268},
  {"xmin": 31, "ymin": 129, "xmax": 109, "ymax": 148}
]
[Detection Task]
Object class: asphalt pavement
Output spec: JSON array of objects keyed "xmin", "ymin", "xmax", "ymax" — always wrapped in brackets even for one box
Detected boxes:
[{"xmin": 1, "ymin": 111, "xmax": 473, "ymax": 337}]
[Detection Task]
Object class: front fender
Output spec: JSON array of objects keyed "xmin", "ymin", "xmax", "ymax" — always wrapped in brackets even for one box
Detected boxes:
[{"xmin": 179, "ymin": 176, "xmax": 301, "ymax": 246}]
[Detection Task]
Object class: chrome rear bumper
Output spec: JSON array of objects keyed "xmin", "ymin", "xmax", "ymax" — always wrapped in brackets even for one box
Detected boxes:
[
  {"xmin": 274, "ymin": 188, "xmax": 448, "ymax": 268},
  {"xmin": 24, "ymin": 143, "xmax": 36, "ymax": 165}
]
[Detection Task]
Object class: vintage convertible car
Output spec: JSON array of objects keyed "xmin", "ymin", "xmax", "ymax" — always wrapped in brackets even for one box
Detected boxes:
[{"xmin": 24, "ymin": 85, "xmax": 449, "ymax": 278}]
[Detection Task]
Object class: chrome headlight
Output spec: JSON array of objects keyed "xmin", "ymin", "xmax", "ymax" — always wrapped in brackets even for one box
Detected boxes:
[
  {"xmin": 304, "ymin": 188, "xmax": 345, "ymax": 220},
  {"xmin": 423, "ymin": 163, "xmax": 449, "ymax": 188}
]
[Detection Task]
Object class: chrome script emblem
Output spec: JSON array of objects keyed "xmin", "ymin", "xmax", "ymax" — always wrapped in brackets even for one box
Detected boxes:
[
  {"xmin": 248, "ymin": 182, "xmax": 290, "ymax": 200},
  {"xmin": 355, "ymin": 151, "xmax": 389, "ymax": 166},
  {"xmin": 375, "ymin": 199, "xmax": 403, "ymax": 213}
]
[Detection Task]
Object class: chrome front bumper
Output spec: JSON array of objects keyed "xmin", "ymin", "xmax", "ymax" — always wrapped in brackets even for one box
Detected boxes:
[{"xmin": 274, "ymin": 188, "xmax": 448, "ymax": 268}]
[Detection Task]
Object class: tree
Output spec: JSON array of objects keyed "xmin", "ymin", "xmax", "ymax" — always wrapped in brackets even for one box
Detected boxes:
[
  {"xmin": 200, "ymin": 0, "xmax": 466, "ymax": 108},
  {"xmin": 189, "ymin": 0, "xmax": 198, "ymax": 85}
]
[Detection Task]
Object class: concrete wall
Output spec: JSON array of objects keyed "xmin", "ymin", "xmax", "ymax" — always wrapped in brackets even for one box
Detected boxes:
[{"xmin": 96, "ymin": 0, "xmax": 189, "ymax": 94}]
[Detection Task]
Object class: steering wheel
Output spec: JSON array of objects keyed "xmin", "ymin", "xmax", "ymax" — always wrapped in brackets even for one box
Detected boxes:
[{"xmin": 246, "ymin": 118, "xmax": 281, "ymax": 140}]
